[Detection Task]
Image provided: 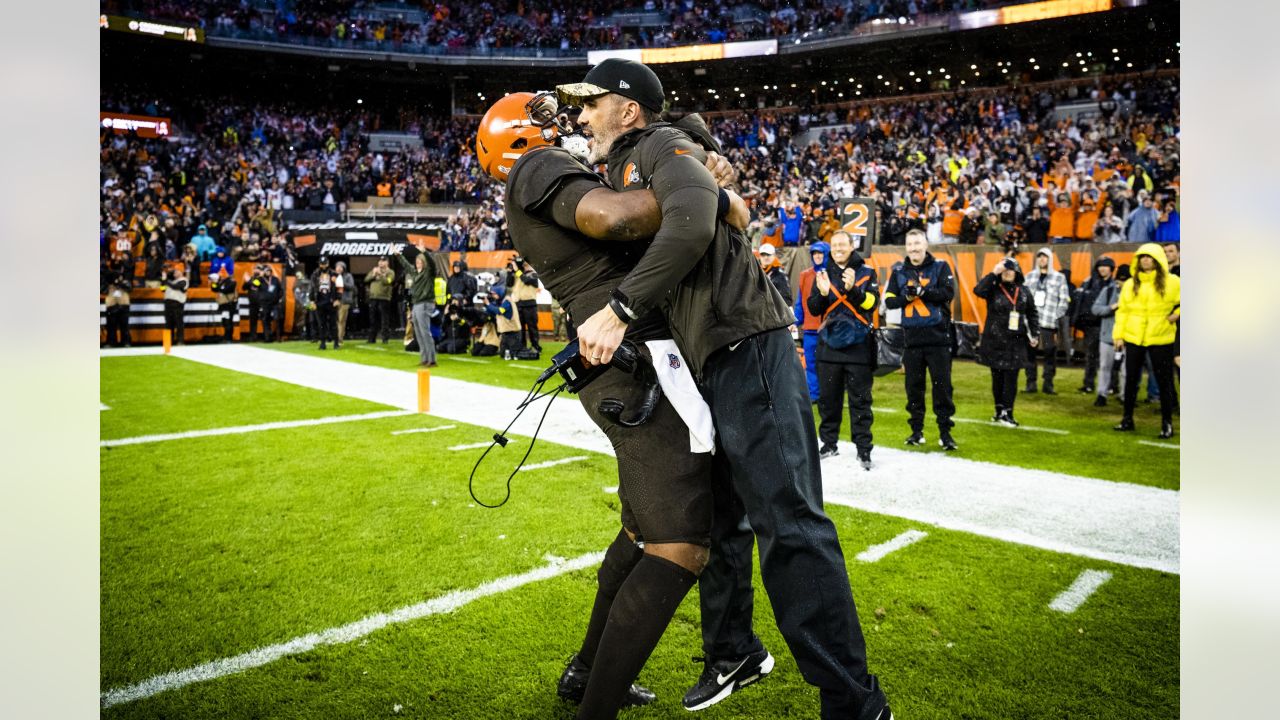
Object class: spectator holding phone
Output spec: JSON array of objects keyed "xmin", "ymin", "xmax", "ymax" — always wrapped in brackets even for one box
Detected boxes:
[{"xmin": 975, "ymin": 257, "xmax": 1040, "ymax": 427}]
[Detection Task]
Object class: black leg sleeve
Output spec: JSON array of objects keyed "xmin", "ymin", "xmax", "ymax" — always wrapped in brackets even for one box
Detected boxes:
[
  {"xmin": 577, "ymin": 529, "xmax": 643, "ymax": 668},
  {"xmin": 575, "ymin": 555, "xmax": 698, "ymax": 720}
]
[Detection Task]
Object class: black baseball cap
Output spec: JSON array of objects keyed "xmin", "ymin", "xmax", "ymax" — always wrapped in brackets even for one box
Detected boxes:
[{"xmin": 556, "ymin": 58, "xmax": 665, "ymax": 113}]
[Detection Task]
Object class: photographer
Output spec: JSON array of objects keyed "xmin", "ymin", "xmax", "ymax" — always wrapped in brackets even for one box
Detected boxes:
[
  {"xmin": 334, "ymin": 260, "xmax": 355, "ymax": 344},
  {"xmin": 241, "ymin": 265, "xmax": 277, "ymax": 342},
  {"xmin": 211, "ymin": 269, "xmax": 238, "ymax": 343},
  {"xmin": 508, "ymin": 256, "xmax": 543, "ymax": 355},
  {"xmin": 975, "ymin": 258, "xmax": 1040, "ymax": 427},
  {"xmin": 102, "ymin": 257, "xmax": 133, "ymax": 348},
  {"xmin": 162, "ymin": 264, "xmax": 189, "ymax": 346},
  {"xmin": 438, "ymin": 294, "xmax": 475, "ymax": 354},
  {"xmin": 364, "ymin": 256, "xmax": 395, "ymax": 343}
]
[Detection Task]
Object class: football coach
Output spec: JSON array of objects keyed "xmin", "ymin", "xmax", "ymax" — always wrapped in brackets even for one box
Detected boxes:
[{"xmin": 564, "ymin": 59, "xmax": 893, "ymax": 720}]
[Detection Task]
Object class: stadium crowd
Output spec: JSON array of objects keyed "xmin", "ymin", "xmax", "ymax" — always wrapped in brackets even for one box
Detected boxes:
[
  {"xmin": 715, "ymin": 75, "xmax": 1180, "ymax": 249},
  {"xmin": 105, "ymin": 0, "xmax": 1024, "ymax": 52}
]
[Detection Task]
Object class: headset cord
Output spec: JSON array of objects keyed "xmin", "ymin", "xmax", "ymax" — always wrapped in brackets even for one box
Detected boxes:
[{"xmin": 468, "ymin": 380, "xmax": 566, "ymax": 508}]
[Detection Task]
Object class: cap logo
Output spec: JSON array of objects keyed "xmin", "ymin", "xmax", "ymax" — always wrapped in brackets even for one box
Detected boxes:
[{"xmin": 618, "ymin": 80, "xmax": 631, "ymax": 89}]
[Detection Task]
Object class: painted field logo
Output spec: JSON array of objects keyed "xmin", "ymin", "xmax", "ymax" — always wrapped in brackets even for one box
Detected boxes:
[{"xmin": 668, "ymin": 353, "xmax": 681, "ymax": 369}]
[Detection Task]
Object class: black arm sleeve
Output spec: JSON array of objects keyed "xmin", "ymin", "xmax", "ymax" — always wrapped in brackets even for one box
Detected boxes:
[
  {"xmin": 508, "ymin": 147, "xmax": 601, "ymax": 232},
  {"xmin": 615, "ymin": 131, "xmax": 719, "ymax": 315}
]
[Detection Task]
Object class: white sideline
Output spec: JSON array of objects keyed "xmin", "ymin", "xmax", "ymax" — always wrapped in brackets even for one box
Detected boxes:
[
  {"xmin": 161, "ymin": 345, "xmax": 1179, "ymax": 574},
  {"xmin": 99, "ymin": 551, "xmax": 605, "ymax": 708},
  {"xmin": 1138, "ymin": 440, "xmax": 1180, "ymax": 450},
  {"xmin": 519, "ymin": 456, "xmax": 589, "ymax": 472},
  {"xmin": 101, "ymin": 410, "xmax": 415, "ymax": 448},
  {"xmin": 390, "ymin": 425, "xmax": 457, "ymax": 436},
  {"xmin": 1048, "ymin": 569, "xmax": 1113, "ymax": 613},
  {"xmin": 856, "ymin": 530, "xmax": 928, "ymax": 563},
  {"xmin": 100, "ymin": 347, "xmax": 165, "ymax": 357}
]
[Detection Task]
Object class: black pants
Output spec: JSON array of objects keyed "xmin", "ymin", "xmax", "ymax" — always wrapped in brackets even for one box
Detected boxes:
[
  {"xmin": 218, "ymin": 301, "xmax": 236, "ymax": 341},
  {"xmin": 903, "ymin": 344, "xmax": 955, "ymax": 432},
  {"xmin": 1025, "ymin": 327, "xmax": 1057, "ymax": 387},
  {"xmin": 315, "ymin": 302, "xmax": 337, "ymax": 344},
  {"xmin": 817, "ymin": 361, "xmax": 874, "ymax": 452},
  {"xmin": 248, "ymin": 301, "xmax": 274, "ymax": 342},
  {"xmin": 163, "ymin": 300, "xmax": 185, "ymax": 345},
  {"xmin": 1122, "ymin": 343, "xmax": 1177, "ymax": 424},
  {"xmin": 368, "ymin": 298, "xmax": 391, "ymax": 342},
  {"xmin": 517, "ymin": 301, "xmax": 541, "ymax": 350},
  {"xmin": 698, "ymin": 328, "xmax": 885, "ymax": 719},
  {"xmin": 105, "ymin": 306, "xmax": 131, "ymax": 347},
  {"xmin": 990, "ymin": 367, "xmax": 1019, "ymax": 414},
  {"xmin": 1080, "ymin": 326, "xmax": 1101, "ymax": 388}
]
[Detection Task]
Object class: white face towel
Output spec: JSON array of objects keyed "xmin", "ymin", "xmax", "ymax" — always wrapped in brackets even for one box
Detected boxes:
[{"xmin": 644, "ymin": 340, "xmax": 716, "ymax": 454}]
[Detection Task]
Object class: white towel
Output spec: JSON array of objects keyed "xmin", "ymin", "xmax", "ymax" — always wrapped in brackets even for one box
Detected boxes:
[{"xmin": 644, "ymin": 340, "xmax": 716, "ymax": 454}]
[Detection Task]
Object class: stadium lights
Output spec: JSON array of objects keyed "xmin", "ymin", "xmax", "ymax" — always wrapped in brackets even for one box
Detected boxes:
[
  {"xmin": 1029, "ymin": 57, "xmax": 1036, "ymax": 62},
  {"xmin": 357, "ymin": 98, "xmax": 363, "ymax": 104},
  {"xmin": 916, "ymin": 77, "xmax": 922, "ymax": 82},
  {"xmin": 909, "ymin": 71, "xmax": 915, "ymax": 76},
  {"xmin": 884, "ymin": 81, "xmax": 891, "ymax": 86},
  {"xmin": 997, "ymin": 61, "xmax": 1003, "ymax": 66},
  {"xmin": 838, "ymin": 92, "xmax": 844, "ymax": 97},
  {"xmin": 927, "ymin": 70, "xmax": 932, "ymax": 75},
  {"xmin": 734, "ymin": 86, "xmax": 740, "ymax": 91},
  {"xmin": 960, "ymin": 80, "xmax": 966, "ymax": 85},
  {"xmin": 821, "ymin": 81, "xmax": 827, "ymax": 85},
  {"xmin": 945, "ymin": 74, "xmax": 951, "ymax": 80},
  {"xmin": 1113, "ymin": 48, "xmax": 1119, "ymax": 52},
  {"xmin": 856, "ymin": 83, "xmax": 862, "ymax": 88},
  {"xmin": 1063, "ymin": 62, "xmax": 1069, "ymax": 67},
  {"xmin": 1114, "ymin": 56, "xmax": 1120, "ymax": 61},
  {"xmin": 1166, "ymin": 58, "xmax": 1171, "ymax": 63},
  {"xmin": 971, "ymin": 64, "xmax": 977, "ymax": 69},
  {"xmin": 1002, "ymin": 68, "xmax": 1008, "ymax": 74},
  {"xmin": 939, "ymin": 67, "xmax": 945, "ymax": 72},
  {"xmin": 1127, "ymin": 62, "xmax": 1133, "ymax": 67},
  {"xmin": 876, "ymin": 74, "xmax": 883, "ymax": 79},
  {"xmin": 1034, "ymin": 65, "xmax": 1040, "ymax": 70},
  {"xmin": 740, "ymin": 92, "xmax": 746, "ymax": 97},
  {"xmin": 1076, "ymin": 52, "xmax": 1082, "ymax": 57},
  {"xmin": 848, "ymin": 77, "xmax": 854, "ymax": 82},
  {"xmin": 790, "ymin": 83, "xmax": 796, "ymax": 88}
]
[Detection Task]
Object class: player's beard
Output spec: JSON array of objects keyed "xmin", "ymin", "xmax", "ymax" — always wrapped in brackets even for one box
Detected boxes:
[{"xmin": 586, "ymin": 115, "xmax": 622, "ymax": 165}]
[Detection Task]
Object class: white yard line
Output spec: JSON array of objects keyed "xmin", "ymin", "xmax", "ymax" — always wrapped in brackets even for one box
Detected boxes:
[
  {"xmin": 519, "ymin": 456, "xmax": 589, "ymax": 472},
  {"xmin": 1048, "ymin": 569, "xmax": 1113, "ymax": 613},
  {"xmin": 1138, "ymin": 440, "xmax": 1180, "ymax": 450},
  {"xmin": 508, "ymin": 364, "xmax": 544, "ymax": 371},
  {"xmin": 355, "ymin": 345, "xmax": 387, "ymax": 352},
  {"xmin": 99, "ymin": 551, "xmax": 605, "ymax": 708},
  {"xmin": 101, "ymin": 411, "xmax": 415, "ymax": 448},
  {"xmin": 444, "ymin": 357, "xmax": 487, "ymax": 364},
  {"xmin": 603, "ymin": 486, "xmax": 618, "ymax": 494},
  {"xmin": 449, "ymin": 440, "xmax": 515, "ymax": 451},
  {"xmin": 100, "ymin": 403, "xmax": 111, "ymax": 411},
  {"xmin": 162, "ymin": 345, "xmax": 1179, "ymax": 574},
  {"xmin": 390, "ymin": 425, "xmax": 457, "ymax": 436},
  {"xmin": 855, "ymin": 529, "xmax": 929, "ymax": 562}
]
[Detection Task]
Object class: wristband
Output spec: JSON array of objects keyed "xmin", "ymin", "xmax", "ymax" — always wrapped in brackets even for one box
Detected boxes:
[
  {"xmin": 717, "ymin": 188, "xmax": 731, "ymax": 219},
  {"xmin": 609, "ymin": 290, "xmax": 637, "ymax": 324}
]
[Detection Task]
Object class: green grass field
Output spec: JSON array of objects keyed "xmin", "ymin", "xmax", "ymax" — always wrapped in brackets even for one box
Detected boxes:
[{"xmin": 100, "ymin": 349, "xmax": 1179, "ymax": 719}]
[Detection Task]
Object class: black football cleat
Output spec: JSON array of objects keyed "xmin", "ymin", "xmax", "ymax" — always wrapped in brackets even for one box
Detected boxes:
[
  {"xmin": 557, "ymin": 654, "xmax": 656, "ymax": 707},
  {"xmin": 904, "ymin": 432, "xmax": 926, "ymax": 446},
  {"xmin": 819, "ymin": 444, "xmax": 840, "ymax": 460}
]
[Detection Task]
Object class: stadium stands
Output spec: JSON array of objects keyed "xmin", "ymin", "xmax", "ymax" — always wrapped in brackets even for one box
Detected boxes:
[
  {"xmin": 101, "ymin": 70, "xmax": 1178, "ymax": 270},
  {"xmin": 103, "ymin": 0, "xmax": 1049, "ymax": 53}
]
